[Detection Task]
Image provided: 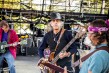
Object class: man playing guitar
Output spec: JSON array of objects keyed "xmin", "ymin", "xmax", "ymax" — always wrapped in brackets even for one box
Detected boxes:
[
  {"xmin": 38, "ymin": 12, "xmax": 77, "ymax": 73},
  {"xmin": 64, "ymin": 19, "xmax": 109, "ymax": 73},
  {"xmin": 0, "ymin": 20, "xmax": 19, "ymax": 73}
]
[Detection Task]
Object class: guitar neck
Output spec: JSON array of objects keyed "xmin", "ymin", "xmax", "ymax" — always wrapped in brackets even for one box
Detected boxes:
[
  {"xmin": 4, "ymin": 42, "xmax": 20, "ymax": 48},
  {"xmin": 51, "ymin": 37, "xmax": 77, "ymax": 64},
  {"xmin": 62, "ymin": 37, "xmax": 77, "ymax": 52}
]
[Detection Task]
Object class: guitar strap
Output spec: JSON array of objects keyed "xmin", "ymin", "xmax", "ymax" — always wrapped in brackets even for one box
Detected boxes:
[
  {"xmin": 54, "ymin": 28, "xmax": 66, "ymax": 51},
  {"xmin": 7, "ymin": 30, "xmax": 11, "ymax": 43},
  {"xmin": 81, "ymin": 46, "xmax": 109, "ymax": 62},
  {"xmin": 73, "ymin": 46, "xmax": 109, "ymax": 67}
]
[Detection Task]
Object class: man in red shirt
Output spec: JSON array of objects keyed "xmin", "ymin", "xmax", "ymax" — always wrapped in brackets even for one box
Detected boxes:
[{"xmin": 0, "ymin": 20, "xmax": 19, "ymax": 73}]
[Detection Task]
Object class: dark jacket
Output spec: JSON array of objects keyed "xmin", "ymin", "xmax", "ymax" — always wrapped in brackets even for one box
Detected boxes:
[{"xmin": 38, "ymin": 29, "xmax": 77, "ymax": 66}]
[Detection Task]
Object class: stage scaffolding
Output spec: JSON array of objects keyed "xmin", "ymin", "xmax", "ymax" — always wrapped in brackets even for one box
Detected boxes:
[
  {"xmin": 0, "ymin": 0, "xmax": 108, "ymax": 22},
  {"xmin": 0, "ymin": 0, "xmax": 108, "ymax": 48}
]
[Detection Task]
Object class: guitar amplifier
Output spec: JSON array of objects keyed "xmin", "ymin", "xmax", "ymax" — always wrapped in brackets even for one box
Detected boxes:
[
  {"xmin": 22, "ymin": 38, "xmax": 33, "ymax": 47},
  {"xmin": 26, "ymin": 47, "xmax": 38, "ymax": 55}
]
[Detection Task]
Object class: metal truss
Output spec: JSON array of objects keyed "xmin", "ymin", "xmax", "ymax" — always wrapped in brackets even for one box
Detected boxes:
[
  {"xmin": 0, "ymin": 0, "xmax": 108, "ymax": 24},
  {"xmin": 0, "ymin": 0, "xmax": 108, "ymax": 47}
]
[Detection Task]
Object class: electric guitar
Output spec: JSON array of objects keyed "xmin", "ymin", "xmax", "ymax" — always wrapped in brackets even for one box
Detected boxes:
[{"xmin": 0, "ymin": 39, "xmax": 27, "ymax": 53}]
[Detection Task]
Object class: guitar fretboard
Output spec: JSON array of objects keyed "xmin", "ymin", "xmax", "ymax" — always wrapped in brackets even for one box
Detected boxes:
[
  {"xmin": 51, "ymin": 36, "xmax": 78, "ymax": 64},
  {"xmin": 4, "ymin": 42, "xmax": 21, "ymax": 48}
]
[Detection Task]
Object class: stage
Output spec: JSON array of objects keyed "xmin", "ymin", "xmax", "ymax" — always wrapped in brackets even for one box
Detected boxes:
[{"xmin": 15, "ymin": 55, "xmax": 40, "ymax": 73}]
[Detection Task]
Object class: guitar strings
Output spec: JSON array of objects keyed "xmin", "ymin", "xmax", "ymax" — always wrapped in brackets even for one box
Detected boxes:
[{"xmin": 51, "ymin": 37, "xmax": 77, "ymax": 64}]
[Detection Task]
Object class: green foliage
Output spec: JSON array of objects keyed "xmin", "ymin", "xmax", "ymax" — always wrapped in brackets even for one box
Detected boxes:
[
  {"xmin": 35, "ymin": 24, "xmax": 46, "ymax": 29},
  {"xmin": 14, "ymin": 23, "xmax": 30, "ymax": 34},
  {"xmin": 0, "ymin": 0, "xmax": 108, "ymax": 13},
  {"xmin": 0, "ymin": 0, "xmax": 108, "ymax": 34}
]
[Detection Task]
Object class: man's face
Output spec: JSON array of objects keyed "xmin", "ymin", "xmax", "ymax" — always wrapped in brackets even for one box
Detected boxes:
[
  {"xmin": 2, "ymin": 25, "xmax": 9, "ymax": 33},
  {"xmin": 87, "ymin": 31, "xmax": 99, "ymax": 46},
  {"xmin": 50, "ymin": 19, "xmax": 62, "ymax": 30}
]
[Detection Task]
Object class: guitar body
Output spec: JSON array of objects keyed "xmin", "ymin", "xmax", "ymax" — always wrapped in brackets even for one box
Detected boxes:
[
  {"xmin": 38, "ymin": 52, "xmax": 57, "ymax": 73},
  {"xmin": 37, "ymin": 59, "xmax": 64, "ymax": 73},
  {"xmin": 45, "ymin": 52, "xmax": 55, "ymax": 73},
  {"xmin": 0, "ymin": 41, "xmax": 7, "ymax": 53},
  {"xmin": 49, "ymin": 52, "xmax": 55, "ymax": 61},
  {"xmin": 0, "ymin": 40, "xmax": 27, "ymax": 54},
  {"xmin": 41, "ymin": 68, "xmax": 55, "ymax": 73},
  {"xmin": 49, "ymin": 52, "xmax": 56, "ymax": 73},
  {"xmin": 49, "ymin": 69, "xmax": 55, "ymax": 73}
]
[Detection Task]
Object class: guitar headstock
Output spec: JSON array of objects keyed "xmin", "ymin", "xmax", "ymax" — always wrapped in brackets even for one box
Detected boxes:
[{"xmin": 75, "ymin": 27, "xmax": 86, "ymax": 39}]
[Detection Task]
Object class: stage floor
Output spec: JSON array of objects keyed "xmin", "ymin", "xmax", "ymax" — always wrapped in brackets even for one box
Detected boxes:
[{"xmin": 15, "ymin": 55, "xmax": 40, "ymax": 73}]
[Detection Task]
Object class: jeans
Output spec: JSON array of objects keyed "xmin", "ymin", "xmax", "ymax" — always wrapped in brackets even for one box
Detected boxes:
[{"xmin": 0, "ymin": 51, "xmax": 16, "ymax": 73}]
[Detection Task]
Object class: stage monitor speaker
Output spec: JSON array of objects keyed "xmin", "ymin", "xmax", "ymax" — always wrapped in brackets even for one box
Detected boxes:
[
  {"xmin": 26, "ymin": 47, "xmax": 38, "ymax": 55},
  {"xmin": 26, "ymin": 38, "xmax": 33, "ymax": 47}
]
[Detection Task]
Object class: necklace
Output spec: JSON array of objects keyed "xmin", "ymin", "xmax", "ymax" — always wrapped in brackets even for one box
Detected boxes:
[
  {"xmin": 53, "ymin": 33, "xmax": 60, "ymax": 42},
  {"xmin": 52, "ymin": 29, "xmax": 62, "ymax": 42}
]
